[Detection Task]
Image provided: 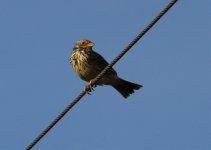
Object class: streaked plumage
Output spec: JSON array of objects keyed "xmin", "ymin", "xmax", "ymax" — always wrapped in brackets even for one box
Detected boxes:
[{"xmin": 70, "ymin": 39, "xmax": 142, "ymax": 98}]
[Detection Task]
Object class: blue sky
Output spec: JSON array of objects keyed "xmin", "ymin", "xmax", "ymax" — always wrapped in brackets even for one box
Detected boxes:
[{"xmin": 0, "ymin": 0, "xmax": 210, "ymax": 150}]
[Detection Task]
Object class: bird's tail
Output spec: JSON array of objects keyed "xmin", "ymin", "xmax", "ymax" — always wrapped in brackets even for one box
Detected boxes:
[{"xmin": 112, "ymin": 78, "xmax": 142, "ymax": 98}]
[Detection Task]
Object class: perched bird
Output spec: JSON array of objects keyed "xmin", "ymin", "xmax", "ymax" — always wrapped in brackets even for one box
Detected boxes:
[{"xmin": 70, "ymin": 39, "xmax": 142, "ymax": 98}]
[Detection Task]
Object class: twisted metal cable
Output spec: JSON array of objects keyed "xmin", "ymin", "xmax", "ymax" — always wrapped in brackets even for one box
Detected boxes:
[{"xmin": 25, "ymin": 0, "xmax": 178, "ymax": 149}]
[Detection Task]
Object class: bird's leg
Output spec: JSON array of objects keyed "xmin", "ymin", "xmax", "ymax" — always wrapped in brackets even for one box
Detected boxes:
[{"xmin": 84, "ymin": 80, "xmax": 96, "ymax": 94}]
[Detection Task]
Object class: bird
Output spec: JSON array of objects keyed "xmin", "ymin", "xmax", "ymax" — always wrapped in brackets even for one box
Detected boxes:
[{"xmin": 70, "ymin": 39, "xmax": 142, "ymax": 98}]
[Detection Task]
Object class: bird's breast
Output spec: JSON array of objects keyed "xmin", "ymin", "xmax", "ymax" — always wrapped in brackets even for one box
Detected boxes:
[{"xmin": 70, "ymin": 50, "xmax": 96, "ymax": 81}]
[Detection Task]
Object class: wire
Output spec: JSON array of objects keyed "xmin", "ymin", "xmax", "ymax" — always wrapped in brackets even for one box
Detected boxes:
[{"xmin": 25, "ymin": 0, "xmax": 178, "ymax": 149}]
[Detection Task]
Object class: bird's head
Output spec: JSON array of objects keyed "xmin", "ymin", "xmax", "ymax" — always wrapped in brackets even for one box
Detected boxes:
[{"xmin": 74, "ymin": 40, "xmax": 95, "ymax": 51}]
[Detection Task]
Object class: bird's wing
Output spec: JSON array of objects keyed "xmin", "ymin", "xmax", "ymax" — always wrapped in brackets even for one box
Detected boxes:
[{"xmin": 90, "ymin": 51, "xmax": 117, "ymax": 75}]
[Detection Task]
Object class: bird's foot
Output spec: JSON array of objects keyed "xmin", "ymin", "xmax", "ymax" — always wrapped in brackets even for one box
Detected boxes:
[{"xmin": 84, "ymin": 80, "xmax": 96, "ymax": 94}]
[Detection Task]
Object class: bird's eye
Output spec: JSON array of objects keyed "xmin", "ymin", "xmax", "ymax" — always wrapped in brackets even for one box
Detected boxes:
[{"xmin": 81, "ymin": 41, "xmax": 85, "ymax": 45}]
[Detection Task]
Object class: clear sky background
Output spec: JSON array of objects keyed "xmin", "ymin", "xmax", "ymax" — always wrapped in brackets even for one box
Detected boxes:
[{"xmin": 0, "ymin": 0, "xmax": 210, "ymax": 150}]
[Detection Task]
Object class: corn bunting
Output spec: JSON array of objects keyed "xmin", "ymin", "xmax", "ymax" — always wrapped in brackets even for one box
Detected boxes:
[{"xmin": 70, "ymin": 39, "xmax": 142, "ymax": 98}]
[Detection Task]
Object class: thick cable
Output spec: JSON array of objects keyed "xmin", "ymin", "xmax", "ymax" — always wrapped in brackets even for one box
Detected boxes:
[{"xmin": 25, "ymin": 0, "xmax": 177, "ymax": 149}]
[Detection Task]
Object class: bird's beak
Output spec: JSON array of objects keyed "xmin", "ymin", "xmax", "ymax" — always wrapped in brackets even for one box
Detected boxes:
[{"xmin": 87, "ymin": 42, "xmax": 94, "ymax": 48}]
